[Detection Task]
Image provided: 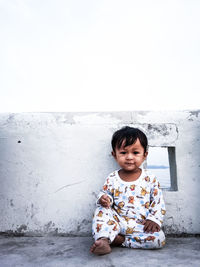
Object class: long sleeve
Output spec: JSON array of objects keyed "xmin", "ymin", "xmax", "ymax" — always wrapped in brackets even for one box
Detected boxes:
[
  {"xmin": 146, "ymin": 176, "xmax": 166, "ymax": 227},
  {"xmin": 96, "ymin": 174, "xmax": 114, "ymax": 206}
]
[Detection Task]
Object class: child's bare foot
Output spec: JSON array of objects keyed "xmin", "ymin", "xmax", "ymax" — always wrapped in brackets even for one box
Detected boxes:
[
  {"xmin": 90, "ymin": 238, "xmax": 111, "ymax": 255},
  {"xmin": 111, "ymin": 234, "xmax": 125, "ymax": 246}
]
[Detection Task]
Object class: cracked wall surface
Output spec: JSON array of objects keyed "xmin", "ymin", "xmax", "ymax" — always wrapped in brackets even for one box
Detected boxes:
[{"xmin": 0, "ymin": 111, "xmax": 200, "ymax": 235}]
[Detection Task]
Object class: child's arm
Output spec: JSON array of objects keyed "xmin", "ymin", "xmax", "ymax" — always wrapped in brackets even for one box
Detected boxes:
[
  {"xmin": 96, "ymin": 175, "xmax": 114, "ymax": 208},
  {"xmin": 146, "ymin": 176, "xmax": 166, "ymax": 229}
]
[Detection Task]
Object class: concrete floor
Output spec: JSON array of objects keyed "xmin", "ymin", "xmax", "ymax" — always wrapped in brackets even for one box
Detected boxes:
[{"xmin": 0, "ymin": 236, "xmax": 199, "ymax": 267}]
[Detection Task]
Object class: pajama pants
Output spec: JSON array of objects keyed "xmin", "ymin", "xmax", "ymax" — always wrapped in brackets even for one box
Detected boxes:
[{"xmin": 92, "ymin": 206, "xmax": 166, "ymax": 249}]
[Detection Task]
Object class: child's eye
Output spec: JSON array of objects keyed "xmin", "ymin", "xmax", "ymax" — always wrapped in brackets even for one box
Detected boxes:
[
  {"xmin": 120, "ymin": 152, "xmax": 126, "ymax": 154},
  {"xmin": 134, "ymin": 152, "xmax": 139, "ymax": 155}
]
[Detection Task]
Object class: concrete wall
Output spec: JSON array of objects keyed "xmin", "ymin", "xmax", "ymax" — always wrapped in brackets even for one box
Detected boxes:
[{"xmin": 0, "ymin": 111, "xmax": 200, "ymax": 236}]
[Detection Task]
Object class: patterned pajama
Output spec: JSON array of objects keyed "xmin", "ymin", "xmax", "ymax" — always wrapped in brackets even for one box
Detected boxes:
[{"xmin": 92, "ymin": 169, "xmax": 166, "ymax": 249}]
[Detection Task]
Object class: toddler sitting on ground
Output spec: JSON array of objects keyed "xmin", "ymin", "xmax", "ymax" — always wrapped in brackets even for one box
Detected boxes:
[{"xmin": 90, "ymin": 126, "xmax": 166, "ymax": 255}]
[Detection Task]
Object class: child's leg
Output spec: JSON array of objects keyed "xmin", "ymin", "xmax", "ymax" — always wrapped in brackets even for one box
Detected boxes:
[
  {"xmin": 122, "ymin": 230, "xmax": 166, "ymax": 249},
  {"xmin": 91, "ymin": 206, "xmax": 121, "ymax": 255},
  {"xmin": 92, "ymin": 206, "xmax": 121, "ymax": 243}
]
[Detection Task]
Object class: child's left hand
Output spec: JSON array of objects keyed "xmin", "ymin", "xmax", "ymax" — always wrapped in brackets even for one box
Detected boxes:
[{"xmin": 142, "ymin": 220, "xmax": 160, "ymax": 233}]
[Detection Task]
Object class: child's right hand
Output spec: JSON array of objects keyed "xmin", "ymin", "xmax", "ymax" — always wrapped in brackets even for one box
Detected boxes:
[{"xmin": 99, "ymin": 194, "xmax": 111, "ymax": 208}]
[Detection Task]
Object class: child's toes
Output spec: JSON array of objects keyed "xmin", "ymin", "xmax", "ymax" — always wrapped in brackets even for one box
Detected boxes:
[
  {"xmin": 90, "ymin": 243, "xmax": 97, "ymax": 253},
  {"xmin": 92, "ymin": 239, "xmax": 111, "ymax": 255}
]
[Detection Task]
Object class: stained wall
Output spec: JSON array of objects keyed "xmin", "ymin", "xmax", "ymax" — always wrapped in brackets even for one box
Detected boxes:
[{"xmin": 0, "ymin": 111, "xmax": 199, "ymax": 235}]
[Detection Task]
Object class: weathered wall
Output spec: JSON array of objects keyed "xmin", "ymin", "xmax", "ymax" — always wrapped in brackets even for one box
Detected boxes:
[{"xmin": 0, "ymin": 111, "xmax": 200, "ymax": 236}]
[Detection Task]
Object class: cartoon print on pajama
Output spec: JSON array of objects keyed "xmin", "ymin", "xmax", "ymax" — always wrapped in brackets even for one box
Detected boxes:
[{"xmin": 92, "ymin": 169, "xmax": 166, "ymax": 249}]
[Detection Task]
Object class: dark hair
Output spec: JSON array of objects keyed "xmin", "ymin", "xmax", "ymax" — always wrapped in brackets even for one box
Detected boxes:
[{"xmin": 111, "ymin": 126, "xmax": 148, "ymax": 154}]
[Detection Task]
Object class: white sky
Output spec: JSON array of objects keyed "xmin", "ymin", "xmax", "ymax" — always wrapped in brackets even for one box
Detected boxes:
[
  {"xmin": 147, "ymin": 147, "xmax": 169, "ymax": 167},
  {"xmin": 0, "ymin": 0, "xmax": 200, "ymax": 112}
]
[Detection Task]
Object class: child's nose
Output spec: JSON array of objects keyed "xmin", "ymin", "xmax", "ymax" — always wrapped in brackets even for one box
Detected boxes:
[{"xmin": 127, "ymin": 153, "xmax": 134, "ymax": 159}]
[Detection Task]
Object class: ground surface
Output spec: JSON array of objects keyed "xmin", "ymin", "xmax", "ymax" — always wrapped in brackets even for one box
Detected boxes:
[{"xmin": 0, "ymin": 236, "xmax": 199, "ymax": 267}]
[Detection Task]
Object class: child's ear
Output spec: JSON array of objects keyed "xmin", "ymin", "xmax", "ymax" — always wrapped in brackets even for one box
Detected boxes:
[
  {"xmin": 112, "ymin": 151, "xmax": 116, "ymax": 158},
  {"xmin": 144, "ymin": 151, "xmax": 148, "ymax": 159}
]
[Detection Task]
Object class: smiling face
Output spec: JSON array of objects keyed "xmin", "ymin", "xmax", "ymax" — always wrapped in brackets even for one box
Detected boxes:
[{"xmin": 112, "ymin": 138, "xmax": 148, "ymax": 173}]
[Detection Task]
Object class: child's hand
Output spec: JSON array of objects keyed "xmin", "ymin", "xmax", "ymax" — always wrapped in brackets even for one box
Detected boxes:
[
  {"xmin": 99, "ymin": 194, "xmax": 111, "ymax": 208},
  {"xmin": 143, "ymin": 220, "xmax": 160, "ymax": 233}
]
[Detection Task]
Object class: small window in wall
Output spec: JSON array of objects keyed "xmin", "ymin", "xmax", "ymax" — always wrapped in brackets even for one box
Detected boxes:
[{"xmin": 144, "ymin": 147, "xmax": 177, "ymax": 191}]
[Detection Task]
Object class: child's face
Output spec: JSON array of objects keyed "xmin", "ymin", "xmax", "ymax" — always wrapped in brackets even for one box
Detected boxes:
[{"xmin": 112, "ymin": 138, "xmax": 148, "ymax": 172}]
